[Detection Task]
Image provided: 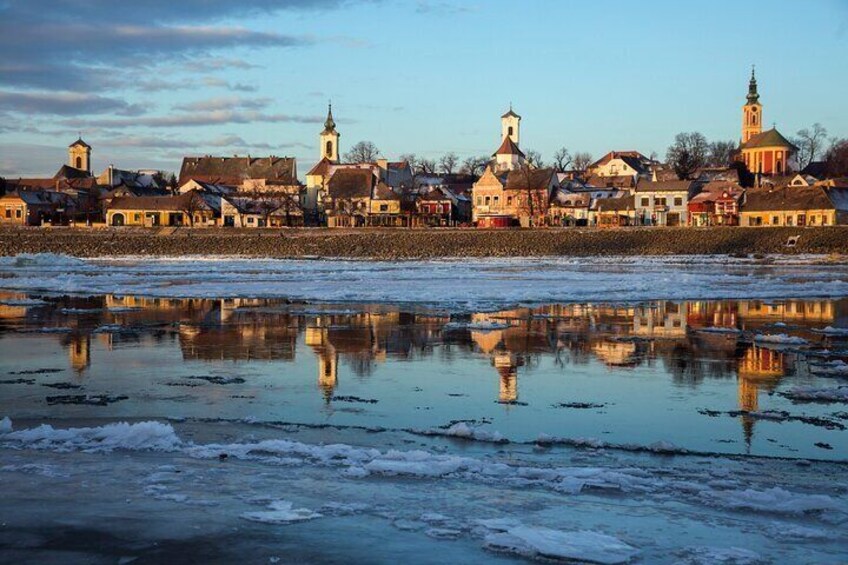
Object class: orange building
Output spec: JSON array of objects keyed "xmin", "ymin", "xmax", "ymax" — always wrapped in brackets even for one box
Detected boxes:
[{"xmin": 738, "ymin": 68, "xmax": 797, "ymax": 176}]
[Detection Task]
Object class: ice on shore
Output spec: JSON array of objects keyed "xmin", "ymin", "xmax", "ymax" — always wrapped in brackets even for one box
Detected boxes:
[
  {"xmin": 4, "ymin": 254, "xmax": 848, "ymax": 311},
  {"xmin": 812, "ymin": 326, "xmax": 848, "ymax": 336},
  {"xmin": 241, "ymin": 500, "xmax": 322, "ymax": 525},
  {"xmin": 0, "ymin": 420, "xmax": 181, "ymax": 452},
  {"xmin": 483, "ymin": 525, "xmax": 638, "ymax": 564}
]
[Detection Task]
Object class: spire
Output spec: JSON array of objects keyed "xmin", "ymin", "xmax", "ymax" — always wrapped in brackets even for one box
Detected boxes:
[
  {"xmin": 323, "ymin": 101, "xmax": 336, "ymax": 132},
  {"xmin": 747, "ymin": 65, "xmax": 759, "ymax": 105}
]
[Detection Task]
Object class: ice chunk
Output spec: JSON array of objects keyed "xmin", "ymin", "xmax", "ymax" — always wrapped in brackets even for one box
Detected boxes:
[
  {"xmin": 1, "ymin": 421, "xmax": 181, "ymax": 452},
  {"xmin": 484, "ymin": 526, "xmax": 638, "ymax": 564},
  {"xmin": 701, "ymin": 486, "xmax": 839, "ymax": 514},
  {"xmin": 240, "ymin": 500, "xmax": 322, "ymax": 525},
  {"xmin": 683, "ymin": 546, "xmax": 762, "ymax": 564},
  {"xmin": 812, "ymin": 326, "xmax": 848, "ymax": 336},
  {"xmin": 0, "ymin": 417, "xmax": 11, "ymax": 433},
  {"xmin": 753, "ymin": 333, "xmax": 808, "ymax": 345},
  {"xmin": 441, "ymin": 422, "xmax": 505, "ymax": 443},
  {"xmin": 781, "ymin": 386, "xmax": 848, "ymax": 402}
]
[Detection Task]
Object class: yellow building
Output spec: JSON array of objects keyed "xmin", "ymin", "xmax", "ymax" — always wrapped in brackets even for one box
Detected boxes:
[
  {"xmin": 106, "ymin": 193, "xmax": 215, "ymax": 227},
  {"xmin": 740, "ymin": 185, "xmax": 848, "ymax": 227},
  {"xmin": 68, "ymin": 137, "xmax": 92, "ymax": 174}
]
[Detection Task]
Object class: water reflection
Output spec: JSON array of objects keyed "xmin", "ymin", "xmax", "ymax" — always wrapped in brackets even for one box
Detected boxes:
[{"xmin": 1, "ymin": 292, "xmax": 847, "ymax": 455}]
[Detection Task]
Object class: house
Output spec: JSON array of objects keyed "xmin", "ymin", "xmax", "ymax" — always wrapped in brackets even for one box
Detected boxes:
[
  {"xmin": 106, "ymin": 192, "xmax": 216, "ymax": 227},
  {"xmin": 585, "ymin": 174, "xmax": 638, "ymax": 190},
  {"xmin": 325, "ymin": 168, "xmax": 376, "ymax": 227},
  {"xmin": 368, "ymin": 182, "xmax": 405, "ymax": 227},
  {"xmin": 687, "ymin": 181, "xmax": 745, "ymax": 226},
  {"xmin": 634, "ymin": 179, "xmax": 703, "ymax": 226},
  {"xmin": 178, "ymin": 155, "xmax": 299, "ymax": 192},
  {"xmin": 587, "ymin": 151, "xmax": 651, "ymax": 180},
  {"xmin": 548, "ymin": 189, "xmax": 591, "ymax": 226},
  {"xmin": 218, "ymin": 193, "xmax": 302, "ymax": 228},
  {"xmin": 472, "ymin": 167, "xmax": 558, "ymax": 227},
  {"xmin": 592, "ymin": 195, "xmax": 636, "ymax": 227},
  {"xmin": 97, "ymin": 166, "xmax": 167, "ymax": 191},
  {"xmin": 0, "ymin": 190, "xmax": 76, "ymax": 226},
  {"xmin": 740, "ymin": 184, "xmax": 848, "ymax": 227},
  {"xmin": 417, "ymin": 185, "xmax": 471, "ymax": 226}
]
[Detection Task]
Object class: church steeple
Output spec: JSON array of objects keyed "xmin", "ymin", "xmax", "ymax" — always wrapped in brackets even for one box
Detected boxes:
[
  {"xmin": 747, "ymin": 65, "xmax": 760, "ymax": 105},
  {"xmin": 319, "ymin": 102, "xmax": 340, "ymax": 162},
  {"xmin": 741, "ymin": 66, "xmax": 763, "ymax": 144},
  {"xmin": 323, "ymin": 102, "xmax": 336, "ymax": 133}
]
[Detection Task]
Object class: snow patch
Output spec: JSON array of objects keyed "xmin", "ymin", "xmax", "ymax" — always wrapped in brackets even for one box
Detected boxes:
[
  {"xmin": 241, "ymin": 500, "xmax": 322, "ymax": 525},
  {"xmin": 484, "ymin": 525, "xmax": 638, "ymax": 564},
  {"xmin": 753, "ymin": 333, "xmax": 809, "ymax": 346},
  {"xmin": 701, "ymin": 486, "xmax": 840, "ymax": 515}
]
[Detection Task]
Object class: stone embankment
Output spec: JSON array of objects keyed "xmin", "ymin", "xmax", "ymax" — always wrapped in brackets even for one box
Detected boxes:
[{"xmin": 1, "ymin": 226, "xmax": 847, "ymax": 259}]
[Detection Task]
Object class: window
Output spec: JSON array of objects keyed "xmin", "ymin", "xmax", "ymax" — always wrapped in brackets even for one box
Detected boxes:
[
  {"xmin": 134, "ymin": 213, "xmax": 141, "ymax": 222},
  {"xmin": 476, "ymin": 197, "xmax": 482, "ymax": 205},
  {"xmin": 809, "ymin": 215, "xmax": 817, "ymax": 225},
  {"xmin": 640, "ymin": 197, "xmax": 649, "ymax": 207},
  {"xmin": 508, "ymin": 126, "xmax": 513, "ymax": 137},
  {"xmin": 325, "ymin": 140, "xmax": 333, "ymax": 157},
  {"xmin": 15, "ymin": 209, "xmax": 21, "ymax": 218},
  {"xmin": 4, "ymin": 207, "xmax": 10, "ymax": 219},
  {"xmin": 75, "ymin": 156, "xmax": 82, "ymax": 169},
  {"xmin": 247, "ymin": 217, "xmax": 255, "ymax": 224},
  {"xmin": 772, "ymin": 216, "xmax": 779, "ymax": 225},
  {"xmin": 786, "ymin": 216, "xmax": 793, "ymax": 226},
  {"xmin": 674, "ymin": 197, "xmax": 683, "ymax": 207},
  {"xmin": 379, "ymin": 204, "xmax": 388, "ymax": 212},
  {"xmin": 822, "ymin": 215, "xmax": 828, "ymax": 226},
  {"xmin": 493, "ymin": 196, "xmax": 499, "ymax": 205},
  {"xmin": 484, "ymin": 196, "xmax": 491, "ymax": 206},
  {"xmin": 507, "ymin": 196, "xmax": 513, "ymax": 206},
  {"xmin": 656, "ymin": 197, "xmax": 666, "ymax": 206}
]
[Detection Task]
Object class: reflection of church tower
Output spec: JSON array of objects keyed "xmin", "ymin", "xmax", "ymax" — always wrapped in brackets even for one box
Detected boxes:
[
  {"xmin": 737, "ymin": 344, "xmax": 784, "ymax": 449},
  {"xmin": 741, "ymin": 66, "xmax": 762, "ymax": 144},
  {"xmin": 494, "ymin": 352, "xmax": 520, "ymax": 404},
  {"xmin": 69, "ymin": 334, "xmax": 91, "ymax": 375},
  {"xmin": 306, "ymin": 326, "xmax": 338, "ymax": 403},
  {"xmin": 319, "ymin": 103, "xmax": 340, "ymax": 162}
]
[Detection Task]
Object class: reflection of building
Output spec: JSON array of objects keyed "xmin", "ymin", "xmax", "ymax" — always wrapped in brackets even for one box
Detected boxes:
[
  {"xmin": 633, "ymin": 301, "xmax": 686, "ymax": 338},
  {"xmin": 68, "ymin": 334, "xmax": 90, "ymax": 374},
  {"xmin": 737, "ymin": 344, "xmax": 787, "ymax": 448},
  {"xmin": 592, "ymin": 340, "xmax": 638, "ymax": 367},
  {"xmin": 738, "ymin": 300, "xmax": 835, "ymax": 326},
  {"xmin": 306, "ymin": 326, "xmax": 338, "ymax": 402},
  {"xmin": 493, "ymin": 353, "xmax": 520, "ymax": 403}
]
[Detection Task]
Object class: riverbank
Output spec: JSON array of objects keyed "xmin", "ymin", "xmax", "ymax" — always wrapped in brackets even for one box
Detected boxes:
[{"xmin": 1, "ymin": 226, "xmax": 847, "ymax": 259}]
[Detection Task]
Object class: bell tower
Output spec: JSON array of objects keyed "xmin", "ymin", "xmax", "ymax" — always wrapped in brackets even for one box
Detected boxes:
[
  {"xmin": 501, "ymin": 104, "xmax": 520, "ymax": 145},
  {"xmin": 742, "ymin": 66, "xmax": 762, "ymax": 144},
  {"xmin": 68, "ymin": 136, "xmax": 92, "ymax": 173},
  {"xmin": 320, "ymin": 103, "xmax": 340, "ymax": 162}
]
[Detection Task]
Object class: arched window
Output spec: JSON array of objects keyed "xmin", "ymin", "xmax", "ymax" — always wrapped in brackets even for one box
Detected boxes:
[
  {"xmin": 776, "ymin": 160, "xmax": 783, "ymax": 174},
  {"xmin": 75, "ymin": 156, "xmax": 82, "ymax": 169},
  {"xmin": 508, "ymin": 126, "xmax": 513, "ymax": 137},
  {"xmin": 325, "ymin": 141, "xmax": 333, "ymax": 157}
]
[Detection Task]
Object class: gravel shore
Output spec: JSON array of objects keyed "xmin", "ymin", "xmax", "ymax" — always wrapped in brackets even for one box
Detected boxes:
[{"xmin": 1, "ymin": 226, "xmax": 847, "ymax": 259}]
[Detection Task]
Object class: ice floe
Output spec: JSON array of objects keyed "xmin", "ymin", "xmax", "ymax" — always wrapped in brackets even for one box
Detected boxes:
[
  {"xmin": 483, "ymin": 525, "xmax": 639, "ymax": 564},
  {"xmin": 781, "ymin": 386, "xmax": 848, "ymax": 403},
  {"xmin": 241, "ymin": 500, "xmax": 322, "ymax": 524},
  {"xmin": 753, "ymin": 333, "xmax": 809, "ymax": 346}
]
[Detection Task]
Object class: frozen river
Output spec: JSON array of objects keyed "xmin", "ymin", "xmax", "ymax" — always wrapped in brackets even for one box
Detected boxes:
[{"xmin": 1, "ymin": 255, "xmax": 847, "ymax": 563}]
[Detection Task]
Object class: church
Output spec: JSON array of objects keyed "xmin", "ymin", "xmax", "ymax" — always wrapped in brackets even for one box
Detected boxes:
[{"xmin": 738, "ymin": 68, "xmax": 797, "ymax": 176}]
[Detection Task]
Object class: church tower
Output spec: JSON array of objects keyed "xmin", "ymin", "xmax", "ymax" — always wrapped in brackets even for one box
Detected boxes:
[
  {"xmin": 68, "ymin": 137, "xmax": 91, "ymax": 173},
  {"xmin": 320, "ymin": 103, "xmax": 340, "ymax": 162},
  {"xmin": 501, "ymin": 105, "xmax": 521, "ymax": 145},
  {"xmin": 742, "ymin": 67, "xmax": 762, "ymax": 144}
]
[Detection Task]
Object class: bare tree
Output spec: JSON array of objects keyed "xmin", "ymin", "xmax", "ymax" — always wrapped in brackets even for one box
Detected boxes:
[
  {"xmin": 793, "ymin": 123, "xmax": 828, "ymax": 170},
  {"xmin": 419, "ymin": 158, "xmax": 437, "ymax": 175},
  {"xmin": 344, "ymin": 140, "xmax": 380, "ymax": 163},
  {"xmin": 571, "ymin": 152, "xmax": 593, "ymax": 173},
  {"xmin": 552, "ymin": 147, "xmax": 571, "ymax": 172},
  {"xmin": 439, "ymin": 152, "xmax": 459, "ymax": 174},
  {"xmin": 178, "ymin": 190, "xmax": 207, "ymax": 227},
  {"xmin": 666, "ymin": 132, "xmax": 708, "ymax": 180},
  {"xmin": 461, "ymin": 156, "xmax": 489, "ymax": 177},
  {"xmin": 515, "ymin": 163, "xmax": 550, "ymax": 227},
  {"xmin": 277, "ymin": 191, "xmax": 302, "ymax": 226},
  {"xmin": 708, "ymin": 140, "xmax": 737, "ymax": 167},
  {"xmin": 525, "ymin": 150, "xmax": 544, "ymax": 168},
  {"xmin": 399, "ymin": 153, "xmax": 418, "ymax": 173},
  {"xmin": 825, "ymin": 138, "xmax": 848, "ymax": 177}
]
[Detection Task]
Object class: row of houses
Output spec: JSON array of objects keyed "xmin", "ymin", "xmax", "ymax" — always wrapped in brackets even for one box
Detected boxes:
[{"xmin": 2, "ymin": 71, "xmax": 846, "ymax": 229}]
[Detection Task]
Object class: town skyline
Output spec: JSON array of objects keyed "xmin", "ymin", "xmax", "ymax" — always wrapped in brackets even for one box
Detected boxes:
[{"xmin": 1, "ymin": 0, "xmax": 847, "ymax": 177}]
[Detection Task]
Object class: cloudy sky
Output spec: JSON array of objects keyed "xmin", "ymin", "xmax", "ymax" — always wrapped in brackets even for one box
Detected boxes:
[{"xmin": 1, "ymin": 0, "xmax": 846, "ymax": 178}]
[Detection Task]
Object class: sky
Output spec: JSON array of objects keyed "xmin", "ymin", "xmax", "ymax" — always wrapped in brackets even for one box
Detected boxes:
[{"xmin": 1, "ymin": 0, "xmax": 846, "ymax": 179}]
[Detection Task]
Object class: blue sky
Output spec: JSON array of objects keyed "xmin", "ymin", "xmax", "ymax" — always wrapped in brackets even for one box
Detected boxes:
[{"xmin": 1, "ymin": 0, "xmax": 846, "ymax": 178}]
